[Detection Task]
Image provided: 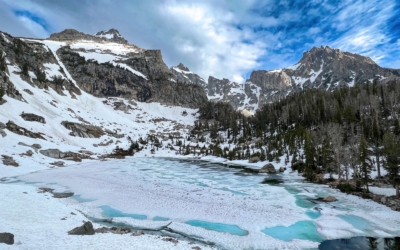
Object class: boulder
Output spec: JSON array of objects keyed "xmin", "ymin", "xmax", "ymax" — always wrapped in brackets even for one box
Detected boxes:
[
  {"xmin": 20, "ymin": 113, "xmax": 46, "ymax": 123},
  {"xmin": 1, "ymin": 155, "xmax": 18, "ymax": 167},
  {"xmin": 40, "ymin": 149, "xmax": 62, "ymax": 159},
  {"xmin": 68, "ymin": 221, "xmax": 95, "ymax": 235},
  {"xmin": 0, "ymin": 232, "xmax": 14, "ymax": 245},
  {"xmin": 279, "ymin": 167, "xmax": 286, "ymax": 172},
  {"xmin": 50, "ymin": 161, "xmax": 65, "ymax": 167},
  {"xmin": 0, "ymin": 129, "xmax": 6, "ymax": 137},
  {"xmin": 248, "ymin": 156, "xmax": 260, "ymax": 163},
  {"xmin": 260, "ymin": 163, "xmax": 277, "ymax": 174},
  {"xmin": 323, "ymin": 196, "xmax": 338, "ymax": 202}
]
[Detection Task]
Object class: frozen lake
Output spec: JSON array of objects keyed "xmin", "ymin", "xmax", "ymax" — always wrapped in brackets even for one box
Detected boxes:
[{"xmin": 8, "ymin": 157, "xmax": 400, "ymax": 249}]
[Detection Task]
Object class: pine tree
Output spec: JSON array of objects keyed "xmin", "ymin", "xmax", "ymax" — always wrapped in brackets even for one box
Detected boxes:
[
  {"xmin": 358, "ymin": 135, "xmax": 372, "ymax": 192},
  {"xmin": 382, "ymin": 133, "xmax": 400, "ymax": 197},
  {"xmin": 321, "ymin": 135, "xmax": 335, "ymax": 179},
  {"xmin": 304, "ymin": 131, "xmax": 316, "ymax": 181}
]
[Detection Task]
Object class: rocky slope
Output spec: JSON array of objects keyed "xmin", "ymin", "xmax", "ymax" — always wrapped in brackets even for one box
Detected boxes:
[
  {"xmin": 0, "ymin": 28, "xmax": 204, "ymax": 171},
  {"xmin": 7, "ymin": 28, "xmax": 208, "ymax": 109},
  {"xmin": 172, "ymin": 46, "xmax": 400, "ymax": 111}
]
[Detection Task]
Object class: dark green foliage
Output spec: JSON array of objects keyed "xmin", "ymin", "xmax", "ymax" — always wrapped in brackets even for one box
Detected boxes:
[
  {"xmin": 128, "ymin": 141, "xmax": 141, "ymax": 155},
  {"xmin": 382, "ymin": 133, "xmax": 400, "ymax": 197},
  {"xmin": 191, "ymin": 79, "xmax": 400, "ymax": 184},
  {"xmin": 0, "ymin": 88, "xmax": 4, "ymax": 100},
  {"xmin": 0, "ymin": 50, "xmax": 6, "ymax": 72},
  {"xmin": 35, "ymin": 69, "xmax": 46, "ymax": 83},
  {"xmin": 359, "ymin": 135, "xmax": 372, "ymax": 192},
  {"xmin": 21, "ymin": 63, "xmax": 29, "ymax": 76},
  {"xmin": 336, "ymin": 183, "xmax": 357, "ymax": 194},
  {"xmin": 51, "ymin": 76, "xmax": 64, "ymax": 86}
]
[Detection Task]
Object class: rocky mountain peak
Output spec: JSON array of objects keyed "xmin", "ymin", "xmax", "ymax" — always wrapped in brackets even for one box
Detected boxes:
[
  {"xmin": 176, "ymin": 63, "xmax": 190, "ymax": 72},
  {"xmin": 94, "ymin": 29, "xmax": 128, "ymax": 44},
  {"xmin": 48, "ymin": 28, "xmax": 128, "ymax": 44}
]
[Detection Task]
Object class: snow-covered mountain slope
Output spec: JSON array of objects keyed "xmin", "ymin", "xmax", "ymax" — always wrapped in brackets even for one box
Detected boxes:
[
  {"xmin": 172, "ymin": 47, "xmax": 400, "ymax": 111},
  {"xmin": 0, "ymin": 29, "xmax": 203, "ymax": 176},
  {"xmin": 247, "ymin": 46, "xmax": 400, "ymax": 106}
]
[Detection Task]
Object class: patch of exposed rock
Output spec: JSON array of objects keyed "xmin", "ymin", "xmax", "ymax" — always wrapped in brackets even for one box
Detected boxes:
[
  {"xmin": 1, "ymin": 155, "xmax": 18, "ymax": 167},
  {"xmin": 0, "ymin": 232, "xmax": 14, "ymax": 245},
  {"xmin": 61, "ymin": 121, "xmax": 104, "ymax": 138},
  {"xmin": 260, "ymin": 163, "xmax": 277, "ymax": 174},
  {"xmin": 20, "ymin": 112, "xmax": 46, "ymax": 123},
  {"xmin": 39, "ymin": 148, "xmax": 89, "ymax": 162},
  {"xmin": 18, "ymin": 142, "xmax": 42, "ymax": 152},
  {"xmin": 95, "ymin": 227, "xmax": 132, "ymax": 235},
  {"xmin": 68, "ymin": 221, "xmax": 95, "ymax": 235},
  {"xmin": 6, "ymin": 121, "xmax": 46, "ymax": 139}
]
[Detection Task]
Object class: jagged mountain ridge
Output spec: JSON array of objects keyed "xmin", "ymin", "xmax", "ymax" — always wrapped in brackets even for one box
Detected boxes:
[
  {"xmin": 0, "ymin": 29, "xmax": 207, "ymax": 109},
  {"xmin": 172, "ymin": 46, "xmax": 400, "ymax": 111}
]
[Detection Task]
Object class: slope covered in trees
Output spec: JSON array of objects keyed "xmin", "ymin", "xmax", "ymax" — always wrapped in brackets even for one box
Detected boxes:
[{"xmin": 192, "ymin": 80, "xmax": 400, "ymax": 196}]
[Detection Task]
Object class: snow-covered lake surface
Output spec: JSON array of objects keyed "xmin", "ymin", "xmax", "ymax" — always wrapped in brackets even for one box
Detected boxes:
[{"xmin": 2, "ymin": 157, "xmax": 400, "ymax": 249}]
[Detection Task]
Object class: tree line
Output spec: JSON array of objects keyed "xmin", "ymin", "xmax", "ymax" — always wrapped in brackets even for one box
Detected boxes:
[{"xmin": 192, "ymin": 79, "xmax": 400, "ymax": 197}]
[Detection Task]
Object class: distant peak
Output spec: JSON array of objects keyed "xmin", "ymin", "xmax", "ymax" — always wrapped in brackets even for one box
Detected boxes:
[
  {"xmin": 48, "ymin": 28, "xmax": 129, "ymax": 44},
  {"xmin": 95, "ymin": 29, "xmax": 122, "ymax": 38},
  {"xmin": 176, "ymin": 63, "xmax": 190, "ymax": 71}
]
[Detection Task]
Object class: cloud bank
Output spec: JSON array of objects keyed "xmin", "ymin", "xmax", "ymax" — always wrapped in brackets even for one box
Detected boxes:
[{"xmin": 0, "ymin": 0, "xmax": 399, "ymax": 82}]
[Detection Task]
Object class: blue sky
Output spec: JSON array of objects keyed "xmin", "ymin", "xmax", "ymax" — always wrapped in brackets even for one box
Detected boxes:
[{"xmin": 0, "ymin": 0, "xmax": 399, "ymax": 83}]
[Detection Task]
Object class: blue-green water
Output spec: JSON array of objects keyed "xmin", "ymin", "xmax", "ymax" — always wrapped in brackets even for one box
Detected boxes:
[
  {"xmin": 186, "ymin": 220, "xmax": 248, "ymax": 236},
  {"xmin": 262, "ymin": 221, "xmax": 325, "ymax": 242},
  {"xmin": 153, "ymin": 216, "xmax": 169, "ymax": 221},
  {"xmin": 100, "ymin": 205, "xmax": 147, "ymax": 220}
]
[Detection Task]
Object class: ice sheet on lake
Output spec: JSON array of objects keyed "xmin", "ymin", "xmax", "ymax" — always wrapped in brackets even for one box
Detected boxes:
[{"xmin": 15, "ymin": 157, "xmax": 400, "ymax": 249}]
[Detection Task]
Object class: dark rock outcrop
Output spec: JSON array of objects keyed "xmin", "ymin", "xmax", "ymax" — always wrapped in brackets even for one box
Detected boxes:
[
  {"xmin": 68, "ymin": 221, "xmax": 95, "ymax": 235},
  {"xmin": 1, "ymin": 155, "xmax": 18, "ymax": 167},
  {"xmin": 260, "ymin": 163, "xmax": 277, "ymax": 174},
  {"xmin": 0, "ymin": 232, "xmax": 14, "ymax": 245},
  {"xmin": 61, "ymin": 121, "xmax": 104, "ymax": 138},
  {"xmin": 39, "ymin": 148, "xmax": 86, "ymax": 162},
  {"xmin": 20, "ymin": 113, "xmax": 46, "ymax": 123},
  {"xmin": 6, "ymin": 121, "xmax": 46, "ymax": 140}
]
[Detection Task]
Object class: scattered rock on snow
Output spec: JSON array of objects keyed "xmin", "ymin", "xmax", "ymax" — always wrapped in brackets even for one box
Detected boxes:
[
  {"xmin": 162, "ymin": 237, "xmax": 179, "ymax": 244},
  {"xmin": 52, "ymin": 192, "xmax": 74, "ymax": 198},
  {"xmin": 68, "ymin": 221, "xmax": 95, "ymax": 235},
  {"xmin": 1, "ymin": 155, "xmax": 19, "ymax": 167},
  {"xmin": 279, "ymin": 167, "xmax": 286, "ymax": 172},
  {"xmin": 131, "ymin": 230, "xmax": 145, "ymax": 236},
  {"xmin": 20, "ymin": 113, "xmax": 46, "ymax": 123},
  {"xmin": 0, "ymin": 129, "xmax": 6, "ymax": 137},
  {"xmin": 50, "ymin": 161, "xmax": 65, "ymax": 167},
  {"xmin": 248, "ymin": 156, "xmax": 260, "ymax": 163},
  {"xmin": 259, "ymin": 163, "xmax": 276, "ymax": 174},
  {"xmin": 0, "ymin": 232, "xmax": 14, "ymax": 245},
  {"xmin": 322, "ymin": 196, "xmax": 338, "ymax": 202}
]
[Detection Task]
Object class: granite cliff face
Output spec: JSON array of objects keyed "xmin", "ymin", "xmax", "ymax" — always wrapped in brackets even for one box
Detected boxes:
[{"xmin": 0, "ymin": 29, "xmax": 207, "ymax": 108}]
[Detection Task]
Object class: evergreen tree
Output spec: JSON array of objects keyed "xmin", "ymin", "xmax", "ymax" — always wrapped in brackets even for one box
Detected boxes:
[
  {"xmin": 321, "ymin": 135, "xmax": 335, "ymax": 179},
  {"xmin": 358, "ymin": 135, "xmax": 372, "ymax": 192},
  {"xmin": 304, "ymin": 131, "xmax": 316, "ymax": 181},
  {"xmin": 382, "ymin": 133, "xmax": 400, "ymax": 197}
]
